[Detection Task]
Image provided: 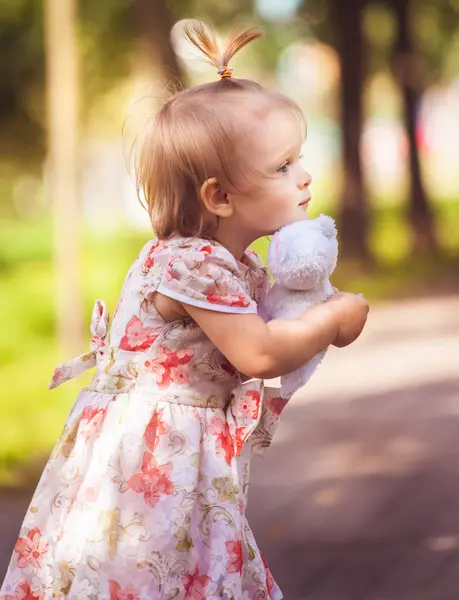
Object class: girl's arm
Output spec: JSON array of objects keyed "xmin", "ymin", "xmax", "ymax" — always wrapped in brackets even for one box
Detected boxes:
[{"xmin": 180, "ymin": 292, "xmax": 368, "ymax": 380}]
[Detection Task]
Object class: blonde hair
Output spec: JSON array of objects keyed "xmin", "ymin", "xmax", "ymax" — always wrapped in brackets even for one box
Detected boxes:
[{"xmin": 135, "ymin": 20, "xmax": 304, "ymax": 239}]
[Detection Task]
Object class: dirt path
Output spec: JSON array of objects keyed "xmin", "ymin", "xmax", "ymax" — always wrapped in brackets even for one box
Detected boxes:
[
  {"xmin": 249, "ymin": 295, "xmax": 459, "ymax": 599},
  {"xmin": 1, "ymin": 295, "xmax": 459, "ymax": 599}
]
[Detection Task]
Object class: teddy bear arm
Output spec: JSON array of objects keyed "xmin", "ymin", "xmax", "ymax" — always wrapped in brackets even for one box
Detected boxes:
[{"xmin": 280, "ymin": 348, "xmax": 328, "ymax": 398}]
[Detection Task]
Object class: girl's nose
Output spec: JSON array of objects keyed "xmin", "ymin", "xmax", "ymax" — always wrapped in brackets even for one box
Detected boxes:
[{"xmin": 300, "ymin": 169, "xmax": 312, "ymax": 189}]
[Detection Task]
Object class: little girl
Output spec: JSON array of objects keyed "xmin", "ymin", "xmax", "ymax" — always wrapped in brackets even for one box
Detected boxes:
[{"xmin": 1, "ymin": 21, "xmax": 368, "ymax": 600}]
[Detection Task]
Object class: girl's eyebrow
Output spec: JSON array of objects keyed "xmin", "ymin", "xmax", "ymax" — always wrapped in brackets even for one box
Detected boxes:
[{"xmin": 271, "ymin": 144, "xmax": 300, "ymax": 168}]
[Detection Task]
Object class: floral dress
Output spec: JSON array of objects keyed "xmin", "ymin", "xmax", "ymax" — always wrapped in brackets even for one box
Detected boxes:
[{"xmin": 0, "ymin": 236, "xmax": 289, "ymax": 600}]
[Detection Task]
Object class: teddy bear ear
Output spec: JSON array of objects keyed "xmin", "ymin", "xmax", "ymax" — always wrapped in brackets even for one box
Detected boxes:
[{"xmin": 318, "ymin": 214, "xmax": 337, "ymax": 239}]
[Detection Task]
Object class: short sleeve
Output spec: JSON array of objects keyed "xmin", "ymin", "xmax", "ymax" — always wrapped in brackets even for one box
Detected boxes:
[
  {"xmin": 244, "ymin": 248, "xmax": 270, "ymax": 306},
  {"xmin": 157, "ymin": 240, "xmax": 258, "ymax": 314}
]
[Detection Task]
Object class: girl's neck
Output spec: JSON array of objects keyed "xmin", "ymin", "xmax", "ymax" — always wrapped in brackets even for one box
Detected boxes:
[{"xmin": 212, "ymin": 228, "xmax": 253, "ymax": 263}]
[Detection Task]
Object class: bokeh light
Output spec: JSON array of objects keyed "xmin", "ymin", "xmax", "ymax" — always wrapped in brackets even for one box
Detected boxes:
[{"xmin": 255, "ymin": 0, "xmax": 302, "ymax": 22}]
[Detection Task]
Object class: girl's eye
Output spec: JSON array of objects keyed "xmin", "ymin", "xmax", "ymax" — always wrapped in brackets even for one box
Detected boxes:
[{"xmin": 277, "ymin": 163, "xmax": 289, "ymax": 173}]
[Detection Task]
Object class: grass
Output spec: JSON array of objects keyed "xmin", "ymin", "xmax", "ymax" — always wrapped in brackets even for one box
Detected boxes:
[{"xmin": 1, "ymin": 202, "xmax": 458, "ymax": 485}]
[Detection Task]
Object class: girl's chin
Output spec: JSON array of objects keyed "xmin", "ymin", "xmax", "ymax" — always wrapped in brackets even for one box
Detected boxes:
[{"xmin": 265, "ymin": 216, "xmax": 310, "ymax": 235}]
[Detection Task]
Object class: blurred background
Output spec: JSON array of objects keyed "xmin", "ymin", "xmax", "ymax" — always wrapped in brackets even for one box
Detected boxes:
[{"xmin": 1, "ymin": 0, "xmax": 459, "ymax": 596}]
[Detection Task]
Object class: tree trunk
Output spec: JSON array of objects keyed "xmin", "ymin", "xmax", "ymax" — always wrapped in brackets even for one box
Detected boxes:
[
  {"xmin": 330, "ymin": 0, "xmax": 371, "ymax": 263},
  {"xmin": 391, "ymin": 0, "xmax": 437, "ymax": 253},
  {"xmin": 45, "ymin": 0, "xmax": 84, "ymax": 358},
  {"xmin": 132, "ymin": 0, "xmax": 184, "ymax": 87}
]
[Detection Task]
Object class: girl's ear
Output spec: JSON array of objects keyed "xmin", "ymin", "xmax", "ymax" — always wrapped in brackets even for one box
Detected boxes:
[{"xmin": 200, "ymin": 178, "xmax": 233, "ymax": 218}]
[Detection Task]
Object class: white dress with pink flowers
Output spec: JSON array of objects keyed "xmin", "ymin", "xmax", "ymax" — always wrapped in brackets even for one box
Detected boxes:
[{"xmin": 0, "ymin": 236, "xmax": 288, "ymax": 600}]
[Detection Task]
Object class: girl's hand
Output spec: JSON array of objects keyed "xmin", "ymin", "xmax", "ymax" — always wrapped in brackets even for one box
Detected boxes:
[{"xmin": 326, "ymin": 290, "xmax": 369, "ymax": 348}]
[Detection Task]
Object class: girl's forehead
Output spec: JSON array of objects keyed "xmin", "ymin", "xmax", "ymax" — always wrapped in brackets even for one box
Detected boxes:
[{"xmin": 237, "ymin": 108, "xmax": 303, "ymax": 162}]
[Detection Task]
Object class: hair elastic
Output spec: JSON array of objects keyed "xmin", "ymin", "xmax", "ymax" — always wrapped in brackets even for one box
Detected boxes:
[{"xmin": 217, "ymin": 65, "xmax": 233, "ymax": 79}]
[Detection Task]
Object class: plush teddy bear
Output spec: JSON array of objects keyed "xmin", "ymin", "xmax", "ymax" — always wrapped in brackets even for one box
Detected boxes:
[{"xmin": 259, "ymin": 214, "xmax": 338, "ymax": 399}]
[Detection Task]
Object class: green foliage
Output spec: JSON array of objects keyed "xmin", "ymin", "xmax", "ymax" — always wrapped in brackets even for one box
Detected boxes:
[
  {"xmin": 363, "ymin": 2, "xmax": 397, "ymax": 72},
  {"xmin": 2, "ymin": 0, "xmax": 459, "ymax": 162},
  {"xmin": 411, "ymin": 0, "xmax": 459, "ymax": 81},
  {"xmin": 78, "ymin": 0, "xmax": 134, "ymax": 109},
  {"xmin": 0, "ymin": 0, "xmax": 135, "ymax": 159},
  {"xmin": 0, "ymin": 0, "xmax": 45, "ymax": 158},
  {"xmin": 0, "ymin": 217, "xmax": 144, "ymax": 484}
]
